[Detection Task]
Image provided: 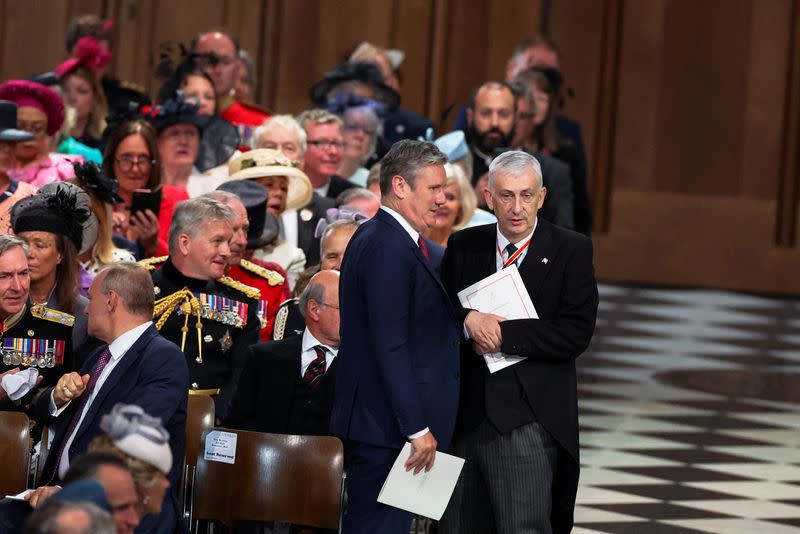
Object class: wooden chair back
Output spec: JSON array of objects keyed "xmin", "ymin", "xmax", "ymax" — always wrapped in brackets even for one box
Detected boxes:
[{"xmin": 0, "ymin": 411, "xmax": 31, "ymax": 496}]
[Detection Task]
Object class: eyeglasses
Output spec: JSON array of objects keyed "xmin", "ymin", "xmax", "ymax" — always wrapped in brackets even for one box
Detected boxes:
[
  {"xmin": 318, "ymin": 301, "xmax": 340, "ymax": 310},
  {"xmin": 307, "ymin": 139, "xmax": 345, "ymax": 151},
  {"xmin": 115, "ymin": 155, "xmax": 155, "ymax": 172},
  {"xmin": 17, "ymin": 121, "xmax": 47, "ymax": 136}
]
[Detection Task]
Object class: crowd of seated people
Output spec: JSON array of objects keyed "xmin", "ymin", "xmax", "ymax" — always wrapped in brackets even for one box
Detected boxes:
[{"xmin": 0, "ymin": 14, "xmax": 592, "ymax": 533}]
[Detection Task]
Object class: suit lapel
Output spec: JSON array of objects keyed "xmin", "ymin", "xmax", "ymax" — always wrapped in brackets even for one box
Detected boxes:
[
  {"xmin": 376, "ymin": 210, "xmax": 453, "ymax": 307},
  {"xmin": 516, "ymin": 220, "xmax": 559, "ymax": 301},
  {"xmin": 73, "ymin": 327, "xmax": 155, "ymax": 442}
]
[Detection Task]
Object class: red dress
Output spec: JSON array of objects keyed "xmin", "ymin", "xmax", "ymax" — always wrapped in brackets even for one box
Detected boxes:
[
  {"xmin": 225, "ymin": 258, "xmax": 290, "ymax": 341},
  {"xmin": 155, "ymin": 185, "xmax": 190, "ymax": 257}
]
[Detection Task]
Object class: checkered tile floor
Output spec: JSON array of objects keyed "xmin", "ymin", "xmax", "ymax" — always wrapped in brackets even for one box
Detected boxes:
[{"xmin": 574, "ymin": 284, "xmax": 800, "ymax": 533}]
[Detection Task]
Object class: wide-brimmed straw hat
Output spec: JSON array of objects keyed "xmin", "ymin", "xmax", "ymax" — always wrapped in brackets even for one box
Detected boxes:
[{"xmin": 227, "ymin": 148, "xmax": 312, "ymax": 212}]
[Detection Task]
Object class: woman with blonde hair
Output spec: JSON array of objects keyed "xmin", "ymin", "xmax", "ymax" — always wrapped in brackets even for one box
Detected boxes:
[
  {"xmin": 426, "ymin": 162, "xmax": 477, "ymax": 247},
  {"xmin": 88, "ymin": 403, "xmax": 174, "ymax": 524}
]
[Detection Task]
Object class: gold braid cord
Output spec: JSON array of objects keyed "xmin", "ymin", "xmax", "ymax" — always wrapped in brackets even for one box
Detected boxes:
[
  {"xmin": 153, "ymin": 289, "xmax": 204, "ymax": 362},
  {"xmin": 217, "ymin": 275, "xmax": 261, "ymax": 300},
  {"xmin": 138, "ymin": 256, "xmax": 168, "ymax": 271},
  {"xmin": 239, "ymin": 259, "xmax": 285, "ymax": 287}
]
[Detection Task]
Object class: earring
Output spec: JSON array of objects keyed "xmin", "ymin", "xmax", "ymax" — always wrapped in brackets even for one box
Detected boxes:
[{"xmin": 142, "ymin": 495, "xmax": 150, "ymax": 505}]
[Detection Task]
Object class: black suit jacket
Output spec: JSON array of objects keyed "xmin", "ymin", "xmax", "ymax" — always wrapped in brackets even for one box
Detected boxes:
[
  {"xmin": 226, "ymin": 335, "xmax": 336, "ymax": 435},
  {"xmin": 296, "ymin": 193, "xmax": 336, "ymax": 266},
  {"xmin": 35, "ymin": 325, "xmax": 189, "ymax": 534},
  {"xmin": 441, "ymin": 219, "xmax": 598, "ymax": 533},
  {"xmin": 325, "ymin": 175, "xmax": 358, "ymax": 200}
]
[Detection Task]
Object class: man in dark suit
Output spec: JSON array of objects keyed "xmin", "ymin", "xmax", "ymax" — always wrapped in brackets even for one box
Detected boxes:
[
  {"xmin": 440, "ymin": 151, "xmax": 598, "ymax": 534},
  {"xmin": 330, "ymin": 140, "xmax": 460, "ymax": 533},
  {"xmin": 34, "ymin": 263, "xmax": 189, "ymax": 534},
  {"xmin": 466, "ymin": 81, "xmax": 575, "ymax": 230},
  {"xmin": 227, "ymin": 269, "xmax": 340, "ymax": 435}
]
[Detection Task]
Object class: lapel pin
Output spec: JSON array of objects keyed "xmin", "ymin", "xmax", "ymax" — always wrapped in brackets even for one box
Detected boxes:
[{"xmin": 542, "ymin": 258, "xmax": 548, "ymax": 264}]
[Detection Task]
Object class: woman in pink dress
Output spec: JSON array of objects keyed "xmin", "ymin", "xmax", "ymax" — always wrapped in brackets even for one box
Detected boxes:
[{"xmin": 0, "ymin": 80, "xmax": 84, "ymax": 187}]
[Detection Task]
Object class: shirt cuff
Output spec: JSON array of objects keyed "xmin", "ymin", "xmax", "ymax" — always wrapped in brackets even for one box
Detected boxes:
[
  {"xmin": 408, "ymin": 427, "xmax": 430, "ymax": 440},
  {"xmin": 49, "ymin": 390, "xmax": 70, "ymax": 416}
]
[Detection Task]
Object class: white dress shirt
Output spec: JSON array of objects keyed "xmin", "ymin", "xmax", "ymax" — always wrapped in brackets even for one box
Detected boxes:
[
  {"xmin": 495, "ymin": 218, "xmax": 537, "ymax": 272},
  {"xmin": 300, "ymin": 328, "xmax": 338, "ymax": 377},
  {"xmin": 52, "ymin": 321, "xmax": 153, "ymax": 478},
  {"xmin": 314, "ymin": 181, "xmax": 330, "ymax": 198},
  {"xmin": 379, "ymin": 206, "xmax": 429, "ymax": 440},
  {"xmin": 281, "ymin": 209, "xmax": 299, "ymax": 247}
]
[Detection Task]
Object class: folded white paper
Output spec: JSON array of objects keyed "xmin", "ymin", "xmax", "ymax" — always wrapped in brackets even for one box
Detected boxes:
[
  {"xmin": 1, "ymin": 368, "xmax": 39, "ymax": 401},
  {"xmin": 5, "ymin": 489, "xmax": 32, "ymax": 501},
  {"xmin": 377, "ymin": 442, "xmax": 465, "ymax": 520},
  {"xmin": 457, "ymin": 265, "xmax": 537, "ymax": 373}
]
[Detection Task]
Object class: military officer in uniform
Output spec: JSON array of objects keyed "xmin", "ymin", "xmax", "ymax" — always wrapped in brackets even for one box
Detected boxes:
[
  {"xmin": 0, "ymin": 235, "xmax": 75, "ymax": 411},
  {"xmin": 139, "ymin": 197, "xmax": 259, "ymax": 420},
  {"xmin": 210, "ymin": 181, "xmax": 290, "ymax": 341}
]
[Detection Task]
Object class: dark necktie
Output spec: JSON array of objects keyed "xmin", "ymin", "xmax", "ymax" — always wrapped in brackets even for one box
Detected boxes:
[
  {"xmin": 46, "ymin": 345, "xmax": 113, "ymax": 483},
  {"xmin": 505, "ymin": 243, "xmax": 518, "ymax": 267},
  {"xmin": 418, "ymin": 236, "xmax": 430, "ymax": 261},
  {"xmin": 303, "ymin": 345, "xmax": 327, "ymax": 388}
]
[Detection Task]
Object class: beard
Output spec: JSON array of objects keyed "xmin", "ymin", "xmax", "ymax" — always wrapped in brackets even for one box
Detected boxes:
[{"xmin": 467, "ymin": 124, "xmax": 515, "ymax": 155}]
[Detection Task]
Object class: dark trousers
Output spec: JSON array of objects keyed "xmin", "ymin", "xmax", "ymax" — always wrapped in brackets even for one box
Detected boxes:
[
  {"xmin": 439, "ymin": 419, "xmax": 557, "ymax": 534},
  {"xmin": 342, "ymin": 441, "xmax": 413, "ymax": 534}
]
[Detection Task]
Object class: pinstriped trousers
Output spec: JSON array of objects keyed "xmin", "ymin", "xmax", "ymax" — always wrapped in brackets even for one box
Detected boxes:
[{"xmin": 439, "ymin": 419, "xmax": 557, "ymax": 534}]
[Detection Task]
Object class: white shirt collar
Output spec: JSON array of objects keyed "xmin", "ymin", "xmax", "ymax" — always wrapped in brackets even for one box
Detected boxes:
[
  {"xmin": 496, "ymin": 218, "xmax": 537, "ymax": 252},
  {"xmin": 314, "ymin": 181, "xmax": 330, "ymax": 197},
  {"xmin": 108, "ymin": 321, "xmax": 153, "ymax": 361},
  {"xmin": 300, "ymin": 328, "xmax": 338, "ymax": 377},
  {"xmin": 381, "ymin": 205, "xmax": 419, "ymax": 244}
]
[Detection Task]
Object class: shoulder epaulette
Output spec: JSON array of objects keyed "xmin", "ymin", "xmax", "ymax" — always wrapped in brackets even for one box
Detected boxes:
[
  {"xmin": 272, "ymin": 298, "xmax": 297, "ymax": 341},
  {"xmin": 30, "ymin": 305, "xmax": 75, "ymax": 327},
  {"xmin": 239, "ymin": 259, "xmax": 285, "ymax": 287},
  {"xmin": 138, "ymin": 256, "xmax": 168, "ymax": 271},
  {"xmin": 217, "ymin": 275, "xmax": 261, "ymax": 300}
]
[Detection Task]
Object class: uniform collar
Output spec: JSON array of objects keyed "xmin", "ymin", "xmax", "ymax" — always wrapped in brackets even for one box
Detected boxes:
[{"xmin": 162, "ymin": 257, "xmax": 210, "ymax": 291}]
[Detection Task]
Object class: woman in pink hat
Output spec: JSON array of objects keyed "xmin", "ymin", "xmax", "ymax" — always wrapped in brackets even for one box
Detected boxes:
[{"xmin": 0, "ymin": 80, "xmax": 84, "ymax": 187}]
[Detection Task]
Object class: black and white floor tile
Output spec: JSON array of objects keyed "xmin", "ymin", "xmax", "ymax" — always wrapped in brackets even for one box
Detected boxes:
[{"xmin": 573, "ymin": 284, "xmax": 800, "ymax": 533}]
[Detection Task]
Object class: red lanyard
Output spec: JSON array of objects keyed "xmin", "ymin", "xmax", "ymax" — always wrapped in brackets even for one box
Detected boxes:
[{"xmin": 497, "ymin": 237, "xmax": 532, "ymax": 268}]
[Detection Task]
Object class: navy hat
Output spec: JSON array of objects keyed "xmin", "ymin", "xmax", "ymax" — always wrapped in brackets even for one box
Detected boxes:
[
  {"xmin": 50, "ymin": 479, "xmax": 111, "ymax": 512},
  {"xmin": 0, "ymin": 101, "xmax": 34, "ymax": 142},
  {"xmin": 217, "ymin": 180, "xmax": 280, "ymax": 249},
  {"xmin": 310, "ymin": 61, "xmax": 400, "ymax": 110}
]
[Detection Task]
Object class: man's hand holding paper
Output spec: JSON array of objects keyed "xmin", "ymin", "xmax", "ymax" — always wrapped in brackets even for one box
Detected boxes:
[{"xmin": 465, "ymin": 311, "xmax": 506, "ymax": 354}]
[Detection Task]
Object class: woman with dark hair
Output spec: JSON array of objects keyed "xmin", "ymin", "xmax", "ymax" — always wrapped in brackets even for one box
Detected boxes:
[
  {"xmin": 513, "ymin": 67, "xmax": 592, "ymax": 235},
  {"xmin": 10, "ymin": 182, "xmax": 95, "ymax": 348},
  {"xmin": 155, "ymin": 50, "xmax": 239, "ymax": 195},
  {"xmin": 104, "ymin": 119, "xmax": 188, "ymax": 258}
]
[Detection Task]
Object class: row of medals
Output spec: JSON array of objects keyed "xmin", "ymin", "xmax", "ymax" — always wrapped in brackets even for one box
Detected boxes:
[{"xmin": 3, "ymin": 349, "xmax": 57, "ymax": 368}]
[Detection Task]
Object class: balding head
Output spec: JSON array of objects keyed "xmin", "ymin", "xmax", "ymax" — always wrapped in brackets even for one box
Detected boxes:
[{"xmin": 298, "ymin": 270, "xmax": 340, "ymax": 347}]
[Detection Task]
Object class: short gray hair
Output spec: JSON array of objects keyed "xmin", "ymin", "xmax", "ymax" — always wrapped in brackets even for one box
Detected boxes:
[
  {"xmin": 99, "ymin": 263, "xmax": 154, "ymax": 317},
  {"xmin": 0, "ymin": 234, "xmax": 28, "ymax": 257},
  {"xmin": 336, "ymin": 187, "xmax": 379, "ymax": 207},
  {"xmin": 320, "ymin": 219, "xmax": 360, "ymax": 254},
  {"xmin": 342, "ymin": 106, "xmax": 381, "ymax": 162},
  {"xmin": 488, "ymin": 150, "xmax": 543, "ymax": 191},
  {"xmin": 296, "ymin": 109, "xmax": 343, "ymax": 131},
  {"xmin": 379, "ymin": 140, "xmax": 447, "ymax": 197},
  {"xmin": 168, "ymin": 198, "xmax": 235, "ymax": 253},
  {"xmin": 202, "ymin": 190, "xmax": 239, "ymax": 207},
  {"xmin": 24, "ymin": 499, "xmax": 116, "ymax": 534},
  {"xmin": 298, "ymin": 279, "xmax": 326, "ymax": 320},
  {"xmin": 252, "ymin": 114, "xmax": 308, "ymax": 155}
]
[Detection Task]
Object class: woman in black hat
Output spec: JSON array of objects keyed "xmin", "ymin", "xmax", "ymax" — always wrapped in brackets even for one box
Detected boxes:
[
  {"xmin": 0, "ymin": 100, "xmax": 37, "ymax": 233},
  {"xmin": 11, "ymin": 182, "xmax": 96, "ymax": 349}
]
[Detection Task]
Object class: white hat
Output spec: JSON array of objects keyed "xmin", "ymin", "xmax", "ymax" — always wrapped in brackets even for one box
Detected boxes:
[
  {"xmin": 227, "ymin": 149, "xmax": 313, "ymax": 212},
  {"xmin": 100, "ymin": 403, "xmax": 172, "ymax": 475}
]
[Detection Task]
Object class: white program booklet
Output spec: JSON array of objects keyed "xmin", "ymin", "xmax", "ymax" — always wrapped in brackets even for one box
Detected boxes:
[
  {"xmin": 457, "ymin": 265, "xmax": 537, "ymax": 373},
  {"xmin": 377, "ymin": 442, "xmax": 465, "ymax": 520}
]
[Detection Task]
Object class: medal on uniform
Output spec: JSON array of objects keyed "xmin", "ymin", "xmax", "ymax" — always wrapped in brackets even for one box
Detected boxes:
[
  {"xmin": 220, "ymin": 330, "xmax": 233, "ymax": 353},
  {"xmin": 258, "ymin": 300, "xmax": 268, "ymax": 329}
]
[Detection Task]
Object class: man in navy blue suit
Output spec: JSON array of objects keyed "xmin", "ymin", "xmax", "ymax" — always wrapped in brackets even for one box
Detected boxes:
[
  {"xmin": 331, "ymin": 140, "xmax": 461, "ymax": 533},
  {"xmin": 33, "ymin": 262, "xmax": 189, "ymax": 534}
]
